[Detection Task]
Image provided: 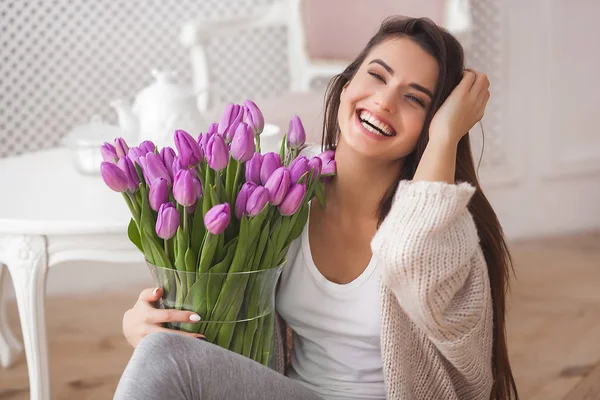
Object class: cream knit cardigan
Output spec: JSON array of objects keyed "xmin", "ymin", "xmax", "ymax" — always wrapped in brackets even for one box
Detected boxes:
[{"xmin": 273, "ymin": 179, "xmax": 494, "ymax": 400}]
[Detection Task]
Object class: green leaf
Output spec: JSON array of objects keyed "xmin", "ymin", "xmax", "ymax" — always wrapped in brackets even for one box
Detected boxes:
[
  {"xmin": 174, "ymin": 227, "xmax": 189, "ymax": 272},
  {"xmin": 225, "ymin": 156, "xmax": 237, "ymax": 201},
  {"xmin": 191, "ymin": 203, "xmax": 206, "ymax": 255},
  {"xmin": 279, "ymin": 133, "xmax": 287, "ymax": 164},
  {"xmin": 142, "ymin": 229, "xmax": 172, "ymax": 269},
  {"xmin": 127, "ymin": 218, "xmax": 143, "ymax": 252},
  {"xmin": 184, "ymin": 248, "xmax": 196, "ymax": 274},
  {"xmin": 179, "ymin": 276, "xmax": 207, "ymax": 334},
  {"xmin": 315, "ymin": 181, "xmax": 326, "ymax": 208},
  {"xmin": 210, "ymin": 184, "xmax": 219, "ymax": 208},
  {"xmin": 285, "ymin": 203, "xmax": 309, "ymax": 248},
  {"xmin": 274, "ymin": 217, "xmax": 291, "ymax": 255},
  {"xmin": 206, "ymin": 238, "xmax": 237, "ymax": 315},
  {"xmin": 252, "ymin": 221, "xmax": 270, "ymax": 271},
  {"xmin": 199, "ymin": 233, "xmax": 219, "ymax": 273},
  {"xmin": 139, "ymin": 185, "xmax": 155, "ymax": 237}
]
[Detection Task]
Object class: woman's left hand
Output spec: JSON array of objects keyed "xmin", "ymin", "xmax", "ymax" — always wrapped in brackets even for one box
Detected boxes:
[{"xmin": 429, "ymin": 69, "xmax": 490, "ymax": 146}]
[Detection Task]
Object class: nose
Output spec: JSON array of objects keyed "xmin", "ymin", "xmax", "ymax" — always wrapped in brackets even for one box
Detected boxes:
[{"xmin": 373, "ymin": 88, "xmax": 396, "ymax": 114}]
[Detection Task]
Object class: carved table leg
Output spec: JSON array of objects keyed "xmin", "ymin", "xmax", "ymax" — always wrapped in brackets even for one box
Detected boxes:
[
  {"xmin": 0, "ymin": 261, "xmax": 24, "ymax": 368},
  {"xmin": 0, "ymin": 234, "xmax": 50, "ymax": 400}
]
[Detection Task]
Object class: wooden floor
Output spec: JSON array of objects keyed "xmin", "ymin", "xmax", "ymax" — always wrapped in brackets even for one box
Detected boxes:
[{"xmin": 1, "ymin": 232, "xmax": 599, "ymax": 400}]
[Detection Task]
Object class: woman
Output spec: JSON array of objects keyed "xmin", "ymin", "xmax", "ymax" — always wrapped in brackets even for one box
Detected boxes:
[{"xmin": 115, "ymin": 17, "xmax": 519, "ymax": 400}]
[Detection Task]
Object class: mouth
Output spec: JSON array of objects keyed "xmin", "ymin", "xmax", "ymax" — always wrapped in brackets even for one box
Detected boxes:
[{"xmin": 356, "ymin": 109, "xmax": 396, "ymax": 137}]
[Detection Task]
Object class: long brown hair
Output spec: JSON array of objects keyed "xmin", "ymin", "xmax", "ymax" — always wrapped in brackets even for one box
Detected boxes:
[{"xmin": 321, "ymin": 16, "xmax": 518, "ymax": 400}]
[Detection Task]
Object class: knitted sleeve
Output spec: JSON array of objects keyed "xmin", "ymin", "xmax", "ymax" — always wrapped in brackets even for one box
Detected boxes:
[{"xmin": 370, "ymin": 180, "xmax": 490, "ymax": 343}]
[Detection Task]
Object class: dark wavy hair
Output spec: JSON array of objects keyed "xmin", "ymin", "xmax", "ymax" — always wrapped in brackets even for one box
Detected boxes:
[{"xmin": 320, "ymin": 16, "xmax": 518, "ymax": 400}]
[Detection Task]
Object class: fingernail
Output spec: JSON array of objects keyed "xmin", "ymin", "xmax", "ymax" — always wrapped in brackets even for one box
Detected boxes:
[
  {"xmin": 152, "ymin": 288, "xmax": 161, "ymax": 296},
  {"xmin": 189, "ymin": 314, "xmax": 201, "ymax": 322},
  {"xmin": 197, "ymin": 336, "xmax": 207, "ymax": 341}
]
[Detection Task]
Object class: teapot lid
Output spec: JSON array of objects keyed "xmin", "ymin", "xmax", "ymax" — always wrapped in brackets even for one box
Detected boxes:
[
  {"xmin": 133, "ymin": 69, "xmax": 196, "ymax": 108},
  {"xmin": 62, "ymin": 115, "xmax": 127, "ymax": 146}
]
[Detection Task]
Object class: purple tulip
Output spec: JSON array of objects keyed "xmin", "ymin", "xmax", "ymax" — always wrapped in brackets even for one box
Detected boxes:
[
  {"xmin": 260, "ymin": 152, "xmax": 281, "ymax": 185},
  {"xmin": 289, "ymin": 156, "xmax": 309, "ymax": 183},
  {"xmin": 246, "ymin": 186, "xmax": 269, "ymax": 217},
  {"xmin": 205, "ymin": 134, "xmax": 229, "ymax": 171},
  {"xmin": 223, "ymin": 121, "xmax": 241, "ymax": 144},
  {"xmin": 194, "ymin": 177, "xmax": 203, "ymax": 198},
  {"xmin": 264, "ymin": 167, "xmax": 291, "ymax": 206},
  {"xmin": 308, "ymin": 156, "xmax": 322, "ymax": 181},
  {"xmin": 100, "ymin": 162, "xmax": 129, "ymax": 192},
  {"xmin": 235, "ymin": 182, "xmax": 258, "ymax": 219},
  {"xmin": 318, "ymin": 150, "xmax": 336, "ymax": 175},
  {"xmin": 230, "ymin": 122, "xmax": 255, "ymax": 162},
  {"xmin": 207, "ymin": 122, "xmax": 219, "ymax": 135},
  {"xmin": 173, "ymin": 169, "xmax": 200, "ymax": 207},
  {"xmin": 117, "ymin": 156, "xmax": 140, "ymax": 192},
  {"xmin": 156, "ymin": 202, "xmax": 180, "ymax": 240},
  {"xmin": 160, "ymin": 147, "xmax": 177, "ymax": 177},
  {"xmin": 287, "ymin": 115, "xmax": 306, "ymax": 150},
  {"xmin": 198, "ymin": 130, "xmax": 213, "ymax": 152},
  {"xmin": 175, "ymin": 129, "xmax": 203, "ymax": 167},
  {"xmin": 204, "ymin": 203, "xmax": 230, "ymax": 235},
  {"xmin": 279, "ymin": 184, "xmax": 306, "ymax": 216},
  {"xmin": 143, "ymin": 153, "xmax": 172, "ymax": 186},
  {"xmin": 245, "ymin": 152, "xmax": 263, "ymax": 184},
  {"xmin": 127, "ymin": 147, "xmax": 146, "ymax": 166},
  {"xmin": 171, "ymin": 157, "xmax": 183, "ymax": 178},
  {"xmin": 139, "ymin": 140, "xmax": 156, "ymax": 154},
  {"xmin": 243, "ymin": 100, "xmax": 264, "ymax": 135},
  {"xmin": 100, "ymin": 143, "xmax": 117, "ymax": 163},
  {"xmin": 149, "ymin": 178, "xmax": 169, "ymax": 211},
  {"xmin": 114, "ymin": 137, "xmax": 129, "ymax": 159},
  {"xmin": 218, "ymin": 104, "xmax": 244, "ymax": 143}
]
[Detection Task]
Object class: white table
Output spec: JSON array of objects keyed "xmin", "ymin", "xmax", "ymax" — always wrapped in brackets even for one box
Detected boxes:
[{"xmin": 0, "ymin": 147, "xmax": 142, "ymax": 400}]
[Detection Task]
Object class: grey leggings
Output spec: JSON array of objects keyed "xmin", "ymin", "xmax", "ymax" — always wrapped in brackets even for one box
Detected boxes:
[{"xmin": 114, "ymin": 332, "xmax": 323, "ymax": 400}]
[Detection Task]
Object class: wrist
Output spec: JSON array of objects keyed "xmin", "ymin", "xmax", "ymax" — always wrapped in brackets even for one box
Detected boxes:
[{"xmin": 427, "ymin": 134, "xmax": 459, "ymax": 152}]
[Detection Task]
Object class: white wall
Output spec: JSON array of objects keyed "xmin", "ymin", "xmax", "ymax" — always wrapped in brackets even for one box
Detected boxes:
[{"xmin": 482, "ymin": 0, "xmax": 600, "ymax": 240}]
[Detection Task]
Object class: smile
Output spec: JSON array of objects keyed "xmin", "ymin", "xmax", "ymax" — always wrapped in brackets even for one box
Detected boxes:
[{"xmin": 357, "ymin": 109, "xmax": 396, "ymax": 137}]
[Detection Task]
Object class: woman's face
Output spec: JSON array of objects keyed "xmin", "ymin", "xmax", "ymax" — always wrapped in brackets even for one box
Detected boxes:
[{"xmin": 338, "ymin": 37, "xmax": 439, "ymax": 161}]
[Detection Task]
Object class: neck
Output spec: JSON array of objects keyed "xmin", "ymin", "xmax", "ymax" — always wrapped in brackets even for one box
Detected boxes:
[{"xmin": 323, "ymin": 139, "xmax": 403, "ymax": 221}]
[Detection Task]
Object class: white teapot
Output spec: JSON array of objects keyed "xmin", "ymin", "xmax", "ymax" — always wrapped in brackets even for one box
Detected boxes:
[{"xmin": 111, "ymin": 69, "xmax": 206, "ymax": 147}]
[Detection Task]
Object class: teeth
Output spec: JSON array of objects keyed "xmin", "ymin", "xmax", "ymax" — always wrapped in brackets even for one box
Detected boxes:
[
  {"xmin": 359, "ymin": 110, "xmax": 394, "ymax": 136},
  {"xmin": 361, "ymin": 120, "xmax": 388, "ymax": 136}
]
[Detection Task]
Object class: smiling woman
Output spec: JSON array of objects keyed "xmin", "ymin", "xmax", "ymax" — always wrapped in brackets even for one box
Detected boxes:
[{"xmin": 115, "ymin": 16, "xmax": 518, "ymax": 400}]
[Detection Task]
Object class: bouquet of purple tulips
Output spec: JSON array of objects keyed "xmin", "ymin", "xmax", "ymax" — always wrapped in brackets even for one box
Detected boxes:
[{"xmin": 100, "ymin": 100, "xmax": 335, "ymax": 366}]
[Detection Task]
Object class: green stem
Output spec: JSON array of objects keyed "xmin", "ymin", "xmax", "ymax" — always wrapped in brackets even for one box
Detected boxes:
[
  {"xmin": 183, "ymin": 207, "xmax": 189, "ymax": 233},
  {"xmin": 164, "ymin": 239, "xmax": 169, "ymax": 260},
  {"xmin": 231, "ymin": 161, "xmax": 243, "ymax": 205},
  {"xmin": 216, "ymin": 170, "xmax": 221, "ymax": 202}
]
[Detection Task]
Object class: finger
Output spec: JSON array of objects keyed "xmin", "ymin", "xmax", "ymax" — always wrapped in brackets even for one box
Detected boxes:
[
  {"xmin": 146, "ymin": 308, "xmax": 202, "ymax": 324},
  {"xmin": 457, "ymin": 70, "xmax": 477, "ymax": 93},
  {"xmin": 138, "ymin": 287, "xmax": 162, "ymax": 303},
  {"xmin": 153, "ymin": 326, "xmax": 206, "ymax": 340},
  {"xmin": 471, "ymin": 72, "xmax": 490, "ymax": 95}
]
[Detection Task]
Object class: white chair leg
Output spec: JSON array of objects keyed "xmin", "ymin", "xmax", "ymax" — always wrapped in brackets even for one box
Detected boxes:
[
  {"xmin": 1, "ymin": 234, "xmax": 50, "ymax": 400},
  {"xmin": 0, "ymin": 261, "xmax": 24, "ymax": 368}
]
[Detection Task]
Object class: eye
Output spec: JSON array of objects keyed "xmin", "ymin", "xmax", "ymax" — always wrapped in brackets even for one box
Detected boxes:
[
  {"xmin": 406, "ymin": 95, "xmax": 426, "ymax": 108},
  {"xmin": 368, "ymin": 71, "xmax": 385, "ymax": 83}
]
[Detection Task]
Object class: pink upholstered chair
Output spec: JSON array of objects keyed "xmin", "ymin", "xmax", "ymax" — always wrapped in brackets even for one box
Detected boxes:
[{"xmin": 180, "ymin": 0, "xmax": 471, "ymax": 144}]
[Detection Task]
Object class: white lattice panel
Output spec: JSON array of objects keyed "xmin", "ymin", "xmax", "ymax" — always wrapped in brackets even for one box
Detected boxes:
[
  {"xmin": 1, "ymin": 0, "xmax": 502, "ymax": 165},
  {"xmin": 0, "ymin": 0, "xmax": 280, "ymax": 158},
  {"xmin": 467, "ymin": 0, "xmax": 506, "ymax": 168}
]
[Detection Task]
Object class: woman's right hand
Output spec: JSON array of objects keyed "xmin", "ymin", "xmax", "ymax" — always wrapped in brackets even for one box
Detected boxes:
[{"xmin": 123, "ymin": 287, "xmax": 205, "ymax": 348}]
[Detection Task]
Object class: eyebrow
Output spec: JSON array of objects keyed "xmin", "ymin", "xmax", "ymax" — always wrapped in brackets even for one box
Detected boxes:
[{"xmin": 368, "ymin": 58, "xmax": 434, "ymax": 99}]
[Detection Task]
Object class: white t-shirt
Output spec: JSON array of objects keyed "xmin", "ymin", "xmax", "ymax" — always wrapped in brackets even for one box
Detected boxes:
[{"xmin": 276, "ymin": 212, "xmax": 386, "ymax": 400}]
